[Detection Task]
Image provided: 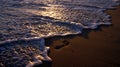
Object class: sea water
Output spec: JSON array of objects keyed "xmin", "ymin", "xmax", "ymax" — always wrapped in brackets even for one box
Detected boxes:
[{"xmin": 0, "ymin": 0, "xmax": 119, "ymax": 67}]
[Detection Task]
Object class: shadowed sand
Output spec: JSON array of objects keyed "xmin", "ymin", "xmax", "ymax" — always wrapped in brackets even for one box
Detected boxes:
[{"xmin": 47, "ymin": 6, "xmax": 120, "ymax": 67}]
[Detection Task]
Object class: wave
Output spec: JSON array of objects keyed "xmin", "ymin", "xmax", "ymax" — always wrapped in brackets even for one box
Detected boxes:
[
  {"xmin": 0, "ymin": 0, "xmax": 119, "ymax": 44},
  {"xmin": 0, "ymin": 0, "xmax": 119, "ymax": 67}
]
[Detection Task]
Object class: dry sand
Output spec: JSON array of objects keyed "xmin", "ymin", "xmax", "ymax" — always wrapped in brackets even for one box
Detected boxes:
[{"xmin": 47, "ymin": 6, "xmax": 120, "ymax": 67}]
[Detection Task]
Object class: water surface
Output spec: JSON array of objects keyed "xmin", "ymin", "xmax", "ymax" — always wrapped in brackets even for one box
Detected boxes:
[{"xmin": 0, "ymin": 0, "xmax": 119, "ymax": 67}]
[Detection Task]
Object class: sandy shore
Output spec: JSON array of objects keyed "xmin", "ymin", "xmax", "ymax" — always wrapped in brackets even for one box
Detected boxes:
[{"xmin": 46, "ymin": 6, "xmax": 120, "ymax": 67}]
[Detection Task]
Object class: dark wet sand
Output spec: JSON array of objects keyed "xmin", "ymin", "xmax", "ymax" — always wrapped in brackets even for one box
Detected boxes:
[{"xmin": 47, "ymin": 6, "xmax": 120, "ymax": 67}]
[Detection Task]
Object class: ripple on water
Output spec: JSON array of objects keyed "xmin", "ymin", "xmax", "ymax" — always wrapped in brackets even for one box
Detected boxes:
[{"xmin": 0, "ymin": 0, "xmax": 119, "ymax": 67}]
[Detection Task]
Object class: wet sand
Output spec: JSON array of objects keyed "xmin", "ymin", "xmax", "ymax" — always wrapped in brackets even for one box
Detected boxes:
[{"xmin": 47, "ymin": 6, "xmax": 120, "ymax": 67}]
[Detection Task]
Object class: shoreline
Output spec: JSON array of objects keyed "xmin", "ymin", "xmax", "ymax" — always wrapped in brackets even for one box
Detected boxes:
[
  {"xmin": 48, "ymin": 6, "xmax": 120, "ymax": 67},
  {"xmin": 0, "ymin": 1, "xmax": 119, "ymax": 67}
]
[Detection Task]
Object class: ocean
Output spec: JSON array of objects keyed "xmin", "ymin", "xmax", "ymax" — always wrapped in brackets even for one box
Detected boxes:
[{"xmin": 0, "ymin": 0, "xmax": 119, "ymax": 67}]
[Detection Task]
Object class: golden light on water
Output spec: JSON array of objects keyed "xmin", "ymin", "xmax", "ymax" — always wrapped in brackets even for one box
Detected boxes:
[{"xmin": 18, "ymin": 4, "xmax": 66, "ymax": 21}]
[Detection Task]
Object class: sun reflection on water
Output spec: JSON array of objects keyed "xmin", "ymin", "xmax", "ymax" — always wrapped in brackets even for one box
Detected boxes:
[{"xmin": 22, "ymin": 5, "xmax": 65, "ymax": 20}]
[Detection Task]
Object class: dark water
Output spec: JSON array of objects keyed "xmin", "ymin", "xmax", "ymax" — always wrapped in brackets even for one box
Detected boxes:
[{"xmin": 0, "ymin": 0, "xmax": 119, "ymax": 67}]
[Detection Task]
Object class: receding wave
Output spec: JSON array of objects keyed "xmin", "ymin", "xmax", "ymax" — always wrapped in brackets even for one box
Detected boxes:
[{"xmin": 0, "ymin": 0, "xmax": 119, "ymax": 67}]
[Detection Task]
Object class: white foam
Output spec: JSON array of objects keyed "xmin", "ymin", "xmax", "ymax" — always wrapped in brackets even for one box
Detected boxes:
[{"xmin": 0, "ymin": 0, "xmax": 119, "ymax": 67}]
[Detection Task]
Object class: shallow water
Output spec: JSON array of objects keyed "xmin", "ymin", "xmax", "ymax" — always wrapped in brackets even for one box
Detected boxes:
[
  {"xmin": 0, "ymin": 0, "xmax": 119, "ymax": 43},
  {"xmin": 0, "ymin": 0, "xmax": 119, "ymax": 67}
]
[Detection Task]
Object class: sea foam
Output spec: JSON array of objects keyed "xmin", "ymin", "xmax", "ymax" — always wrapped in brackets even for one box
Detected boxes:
[{"xmin": 0, "ymin": 0, "xmax": 119, "ymax": 67}]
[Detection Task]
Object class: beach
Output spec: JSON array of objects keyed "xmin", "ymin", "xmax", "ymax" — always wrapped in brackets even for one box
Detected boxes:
[
  {"xmin": 0, "ymin": 1, "xmax": 120, "ymax": 67},
  {"xmin": 48, "ymin": 6, "xmax": 120, "ymax": 67}
]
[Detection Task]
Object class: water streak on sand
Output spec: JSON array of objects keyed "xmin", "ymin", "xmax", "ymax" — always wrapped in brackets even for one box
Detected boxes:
[{"xmin": 0, "ymin": 0, "xmax": 119, "ymax": 67}]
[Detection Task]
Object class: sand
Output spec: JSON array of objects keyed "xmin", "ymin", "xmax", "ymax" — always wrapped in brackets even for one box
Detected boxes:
[{"xmin": 46, "ymin": 6, "xmax": 120, "ymax": 67}]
